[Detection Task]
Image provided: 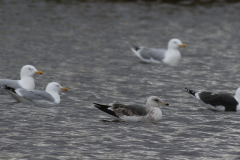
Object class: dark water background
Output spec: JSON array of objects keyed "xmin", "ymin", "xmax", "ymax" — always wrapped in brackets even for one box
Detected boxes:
[{"xmin": 1, "ymin": 0, "xmax": 240, "ymax": 159}]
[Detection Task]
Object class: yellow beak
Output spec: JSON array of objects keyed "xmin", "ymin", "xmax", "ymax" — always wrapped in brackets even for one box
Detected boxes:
[
  {"xmin": 179, "ymin": 44, "xmax": 187, "ymax": 47},
  {"xmin": 161, "ymin": 102, "xmax": 169, "ymax": 106},
  {"xmin": 61, "ymin": 87, "xmax": 68, "ymax": 91},
  {"xmin": 35, "ymin": 71, "xmax": 43, "ymax": 75}
]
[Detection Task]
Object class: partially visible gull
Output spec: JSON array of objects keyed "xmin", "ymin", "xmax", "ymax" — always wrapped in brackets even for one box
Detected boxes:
[
  {"xmin": 2, "ymin": 82, "xmax": 68, "ymax": 104},
  {"xmin": 0, "ymin": 65, "xmax": 43, "ymax": 93},
  {"xmin": 93, "ymin": 96, "xmax": 169, "ymax": 122},
  {"xmin": 131, "ymin": 38, "xmax": 186, "ymax": 66},
  {"xmin": 184, "ymin": 87, "xmax": 240, "ymax": 111}
]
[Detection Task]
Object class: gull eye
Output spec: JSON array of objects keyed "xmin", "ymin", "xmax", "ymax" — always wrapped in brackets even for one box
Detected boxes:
[
  {"xmin": 29, "ymin": 68, "xmax": 32, "ymax": 70},
  {"xmin": 174, "ymin": 42, "xmax": 177, "ymax": 43},
  {"xmin": 154, "ymin": 99, "xmax": 159, "ymax": 102},
  {"xmin": 57, "ymin": 85, "xmax": 59, "ymax": 87}
]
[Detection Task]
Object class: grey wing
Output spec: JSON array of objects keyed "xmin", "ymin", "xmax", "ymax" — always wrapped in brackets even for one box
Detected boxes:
[
  {"xmin": 111, "ymin": 103, "xmax": 148, "ymax": 117},
  {"xmin": 0, "ymin": 79, "xmax": 21, "ymax": 94},
  {"xmin": 18, "ymin": 89, "xmax": 55, "ymax": 103},
  {"xmin": 139, "ymin": 48, "xmax": 167, "ymax": 61}
]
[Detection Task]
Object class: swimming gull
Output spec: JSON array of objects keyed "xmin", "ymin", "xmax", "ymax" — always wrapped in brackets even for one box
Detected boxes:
[
  {"xmin": 0, "ymin": 65, "xmax": 43, "ymax": 94},
  {"xmin": 2, "ymin": 82, "xmax": 68, "ymax": 104},
  {"xmin": 131, "ymin": 38, "xmax": 186, "ymax": 66},
  {"xmin": 184, "ymin": 87, "xmax": 240, "ymax": 111},
  {"xmin": 93, "ymin": 96, "xmax": 169, "ymax": 122}
]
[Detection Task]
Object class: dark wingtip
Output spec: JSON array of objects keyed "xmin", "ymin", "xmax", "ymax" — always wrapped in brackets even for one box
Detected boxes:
[
  {"xmin": 1, "ymin": 85, "xmax": 7, "ymax": 89},
  {"xmin": 2, "ymin": 85, "xmax": 11, "ymax": 90},
  {"xmin": 2, "ymin": 85, "xmax": 17, "ymax": 93},
  {"xmin": 183, "ymin": 87, "xmax": 189, "ymax": 92},
  {"xmin": 131, "ymin": 45, "xmax": 140, "ymax": 51},
  {"xmin": 93, "ymin": 103, "xmax": 119, "ymax": 118},
  {"xmin": 93, "ymin": 103, "xmax": 102, "ymax": 107},
  {"xmin": 134, "ymin": 46, "xmax": 140, "ymax": 51},
  {"xmin": 184, "ymin": 87, "xmax": 196, "ymax": 97}
]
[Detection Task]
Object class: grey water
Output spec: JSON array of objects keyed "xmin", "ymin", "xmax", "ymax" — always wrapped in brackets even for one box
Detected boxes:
[{"xmin": 1, "ymin": 0, "xmax": 240, "ymax": 159}]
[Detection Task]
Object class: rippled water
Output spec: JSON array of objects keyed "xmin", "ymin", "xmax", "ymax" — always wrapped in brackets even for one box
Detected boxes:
[{"xmin": 1, "ymin": 0, "xmax": 240, "ymax": 159}]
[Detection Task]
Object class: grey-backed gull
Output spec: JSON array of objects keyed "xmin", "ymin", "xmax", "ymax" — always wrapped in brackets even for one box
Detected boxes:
[
  {"xmin": 2, "ymin": 82, "xmax": 67, "ymax": 104},
  {"xmin": 131, "ymin": 38, "xmax": 186, "ymax": 66},
  {"xmin": 0, "ymin": 65, "xmax": 43, "ymax": 93}
]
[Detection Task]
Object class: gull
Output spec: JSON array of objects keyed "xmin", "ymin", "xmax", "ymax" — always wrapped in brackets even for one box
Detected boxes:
[
  {"xmin": 2, "ymin": 82, "xmax": 68, "ymax": 104},
  {"xmin": 0, "ymin": 65, "xmax": 43, "ymax": 93},
  {"xmin": 93, "ymin": 96, "xmax": 169, "ymax": 122},
  {"xmin": 131, "ymin": 38, "xmax": 186, "ymax": 66},
  {"xmin": 184, "ymin": 87, "xmax": 240, "ymax": 111}
]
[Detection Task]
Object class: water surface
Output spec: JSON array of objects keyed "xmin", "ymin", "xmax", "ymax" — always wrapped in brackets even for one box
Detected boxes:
[{"xmin": 1, "ymin": 0, "xmax": 240, "ymax": 159}]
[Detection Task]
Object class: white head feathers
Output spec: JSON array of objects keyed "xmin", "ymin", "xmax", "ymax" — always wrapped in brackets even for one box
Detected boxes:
[
  {"xmin": 168, "ymin": 38, "xmax": 186, "ymax": 50},
  {"xmin": 146, "ymin": 96, "xmax": 169, "ymax": 108}
]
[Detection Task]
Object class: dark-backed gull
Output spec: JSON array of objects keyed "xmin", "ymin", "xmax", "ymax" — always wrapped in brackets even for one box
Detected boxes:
[
  {"xmin": 93, "ymin": 96, "xmax": 169, "ymax": 122},
  {"xmin": 184, "ymin": 87, "xmax": 240, "ymax": 111}
]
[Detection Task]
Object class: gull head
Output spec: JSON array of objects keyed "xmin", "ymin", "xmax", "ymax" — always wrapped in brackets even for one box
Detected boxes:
[
  {"xmin": 168, "ymin": 38, "xmax": 186, "ymax": 50},
  {"xmin": 21, "ymin": 65, "xmax": 43, "ymax": 77},
  {"xmin": 46, "ymin": 82, "xmax": 68, "ymax": 93},
  {"xmin": 146, "ymin": 96, "xmax": 169, "ymax": 107}
]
